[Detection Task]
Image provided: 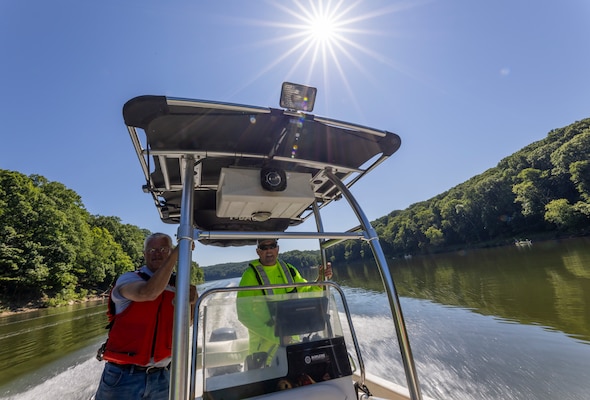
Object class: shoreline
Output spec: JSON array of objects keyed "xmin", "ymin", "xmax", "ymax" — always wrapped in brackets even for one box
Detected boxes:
[{"xmin": 0, "ymin": 295, "xmax": 107, "ymax": 317}]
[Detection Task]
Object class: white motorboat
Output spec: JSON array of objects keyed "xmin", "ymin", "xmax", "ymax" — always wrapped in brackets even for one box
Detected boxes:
[
  {"xmin": 514, "ymin": 239, "xmax": 532, "ymax": 247},
  {"xmin": 123, "ymin": 83, "xmax": 429, "ymax": 400}
]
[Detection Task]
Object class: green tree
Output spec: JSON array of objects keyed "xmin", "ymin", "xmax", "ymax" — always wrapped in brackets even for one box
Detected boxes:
[
  {"xmin": 550, "ymin": 131, "xmax": 590, "ymax": 175},
  {"xmin": 190, "ymin": 261, "xmax": 204, "ymax": 285},
  {"xmin": 570, "ymin": 161, "xmax": 590, "ymax": 202},
  {"xmin": 424, "ymin": 226, "xmax": 444, "ymax": 246},
  {"xmin": 0, "ymin": 170, "xmax": 162, "ymax": 306},
  {"xmin": 544, "ymin": 199, "xmax": 579, "ymax": 229},
  {"xmin": 81, "ymin": 227, "xmax": 134, "ymax": 289},
  {"xmin": 0, "ymin": 171, "xmax": 65, "ymax": 296},
  {"xmin": 0, "ymin": 171, "xmax": 36, "ymax": 289},
  {"xmin": 512, "ymin": 168, "xmax": 551, "ymax": 216},
  {"xmin": 90, "ymin": 215, "xmax": 149, "ymax": 266}
]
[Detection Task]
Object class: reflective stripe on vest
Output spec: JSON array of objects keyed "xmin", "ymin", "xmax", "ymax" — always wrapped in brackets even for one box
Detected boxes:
[{"xmin": 250, "ymin": 260, "xmax": 294, "ymax": 295}]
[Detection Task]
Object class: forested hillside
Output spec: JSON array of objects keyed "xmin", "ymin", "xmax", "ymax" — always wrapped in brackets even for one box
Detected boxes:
[
  {"xmin": 327, "ymin": 118, "xmax": 590, "ymax": 262},
  {"xmin": 0, "ymin": 170, "xmax": 203, "ymax": 311}
]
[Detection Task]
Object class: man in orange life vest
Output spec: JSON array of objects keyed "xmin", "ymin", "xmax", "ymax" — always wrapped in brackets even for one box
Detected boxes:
[
  {"xmin": 95, "ymin": 232, "xmax": 197, "ymax": 400},
  {"xmin": 237, "ymin": 238, "xmax": 332, "ymax": 367}
]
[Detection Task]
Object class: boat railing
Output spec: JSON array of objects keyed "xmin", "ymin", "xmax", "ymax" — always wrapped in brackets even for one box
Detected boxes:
[{"xmin": 195, "ymin": 230, "xmax": 367, "ymax": 243}]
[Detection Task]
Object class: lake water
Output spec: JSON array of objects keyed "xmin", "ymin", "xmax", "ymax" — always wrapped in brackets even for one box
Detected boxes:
[{"xmin": 1, "ymin": 237, "xmax": 589, "ymax": 399}]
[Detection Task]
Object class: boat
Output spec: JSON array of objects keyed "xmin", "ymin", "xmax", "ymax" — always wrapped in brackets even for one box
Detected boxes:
[
  {"xmin": 123, "ymin": 83, "xmax": 429, "ymax": 400},
  {"xmin": 515, "ymin": 239, "xmax": 532, "ymax": 247}
]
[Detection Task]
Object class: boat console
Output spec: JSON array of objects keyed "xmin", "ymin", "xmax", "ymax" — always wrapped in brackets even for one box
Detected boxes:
[{"xmin": 197, "ymin": 286, "xmax": 356, "ymax": 400}]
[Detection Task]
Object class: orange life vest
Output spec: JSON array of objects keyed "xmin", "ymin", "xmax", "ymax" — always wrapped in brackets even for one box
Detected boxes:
[{"xmin": 102, "ymin": 275, "xmax": 176, "ymax": 365}]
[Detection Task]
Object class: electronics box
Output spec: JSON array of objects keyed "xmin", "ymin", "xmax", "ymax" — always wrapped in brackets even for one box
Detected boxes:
[{"xmin": 216, "ymin": 168, "xmax": 315, "ymax": 220}]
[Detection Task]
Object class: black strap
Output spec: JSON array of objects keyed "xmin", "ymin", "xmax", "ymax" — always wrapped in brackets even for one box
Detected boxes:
[{"xmin": 249, "ymin": 263, "xmax": 264, "ymax": 286}]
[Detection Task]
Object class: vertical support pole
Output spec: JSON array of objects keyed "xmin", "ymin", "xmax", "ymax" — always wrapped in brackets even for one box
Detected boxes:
[
  {"xmin": 312, "ymin": 201, "xmax": 335, "ymax": 338},
  {"xmin": 169, "ymin": 156, "xmax": 195, "ymax": 400},
  {"xmin": 312, "ymin": 201, "xmax": 328, "ymax": 272},
  {"xmin": 324, "ymin": 169, "xmax": 422, "ymax": 400}
]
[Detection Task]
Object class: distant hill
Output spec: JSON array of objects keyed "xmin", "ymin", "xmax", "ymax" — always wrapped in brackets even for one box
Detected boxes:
[
  {"xmin": 331, "ymin": 117, "xmax": 590, "ymax": 262},
  {"xmin": 203, "ymin": 249, "xmax": 321, "ymax": 281}
]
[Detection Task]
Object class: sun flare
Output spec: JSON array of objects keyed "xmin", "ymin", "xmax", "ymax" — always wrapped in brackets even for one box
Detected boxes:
[
  {"xmin": 231, "ymin": 1, "xmax": 409, "ymax": 106},
  {"xmin": 296, "ymin": 1, "xmax": 350, "ymax": 50},
  {"xmin": 307, "ymin": 14, "xmax": 338, "ymax": 44},
  {"xmin": 264, "ymin": 0, "xmax": 364, "ymax": 76}
]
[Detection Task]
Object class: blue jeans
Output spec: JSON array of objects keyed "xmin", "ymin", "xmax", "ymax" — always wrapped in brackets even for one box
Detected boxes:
[{"xmin": 95, "ymin": 363, "xmax": 170, "ymax": 400}]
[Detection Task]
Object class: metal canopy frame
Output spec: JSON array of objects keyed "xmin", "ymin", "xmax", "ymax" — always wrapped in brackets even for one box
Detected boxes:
[
  {"xmin": 123, "ymin": 95, "xmax": 422, "ymax": 400},
  {"xmin": 124, "ymin": 95, "xmax": 401, "ymax": 246}
]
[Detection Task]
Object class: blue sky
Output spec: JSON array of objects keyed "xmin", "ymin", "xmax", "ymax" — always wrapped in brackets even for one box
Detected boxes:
[{"xmin": 2, "ymin": 0, "xmax": 589, "ymax": 267}]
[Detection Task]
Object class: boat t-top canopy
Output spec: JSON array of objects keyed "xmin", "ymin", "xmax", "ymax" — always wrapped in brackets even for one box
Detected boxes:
[{"xmin": 123, "ymin": 92, "xmax": 401, "ymax": 246}]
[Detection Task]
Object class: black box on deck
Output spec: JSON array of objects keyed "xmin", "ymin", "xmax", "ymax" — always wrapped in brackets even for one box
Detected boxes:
[{"xmin": 286, "ymin": 336, "xmax": 352, "ymax": 384}]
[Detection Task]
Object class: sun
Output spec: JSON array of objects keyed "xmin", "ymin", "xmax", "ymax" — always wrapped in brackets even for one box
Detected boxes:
[
  {"xmin": 304, "ymin": 4, "xmax": 343, "ymax": 47},
  {"xmin": 261, "ymin": 0, "xmax": 361, "ymax": 77},
  {"xmin": 228, "ymin": 1, "xmax": 410, "ymax": 106},
  {"xmin": 290, "ymin": 0, "xmax": 351, "ymax": 51},
  {"xmin": 308, "ymin": 15, "xmax": 337, "ymax": 44}
]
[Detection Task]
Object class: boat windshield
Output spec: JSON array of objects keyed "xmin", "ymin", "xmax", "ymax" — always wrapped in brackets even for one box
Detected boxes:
[{"xmin": 196, "ymin": 286, "xmax": 354, "ymax": 399}]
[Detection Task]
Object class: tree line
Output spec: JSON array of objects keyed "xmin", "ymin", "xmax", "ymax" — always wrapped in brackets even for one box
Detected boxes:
[
  {"xmin": 325, "ymin": 118, "xmax": 590, "ymax": 262},
  {"xmin": 0, "ymin": 171, "xmax": 203, "ymax": 311},
  {"xmin": 202, "ymin": 249, "xmax": 322, "ymax": 281}
]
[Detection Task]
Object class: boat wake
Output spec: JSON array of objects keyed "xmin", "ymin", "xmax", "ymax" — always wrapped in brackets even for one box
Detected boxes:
[{"xmin": 0, "ymin": 348, "xmax": 103, "ymax": 400}]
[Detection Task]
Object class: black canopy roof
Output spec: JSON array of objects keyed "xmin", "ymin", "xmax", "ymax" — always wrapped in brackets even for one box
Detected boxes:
[{"xmin": 123, "ymin": 95, "xmax": 401, "ymax": 246}]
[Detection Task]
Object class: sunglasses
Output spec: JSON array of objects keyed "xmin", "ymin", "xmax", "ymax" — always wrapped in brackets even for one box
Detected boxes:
[
  {"xmin": 258, "ymin": 243, "xmax": 277, "ymax": 250},
  {"xmin": 147, "ymin": 247, "xmax": 171, "ymax": 254}
]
